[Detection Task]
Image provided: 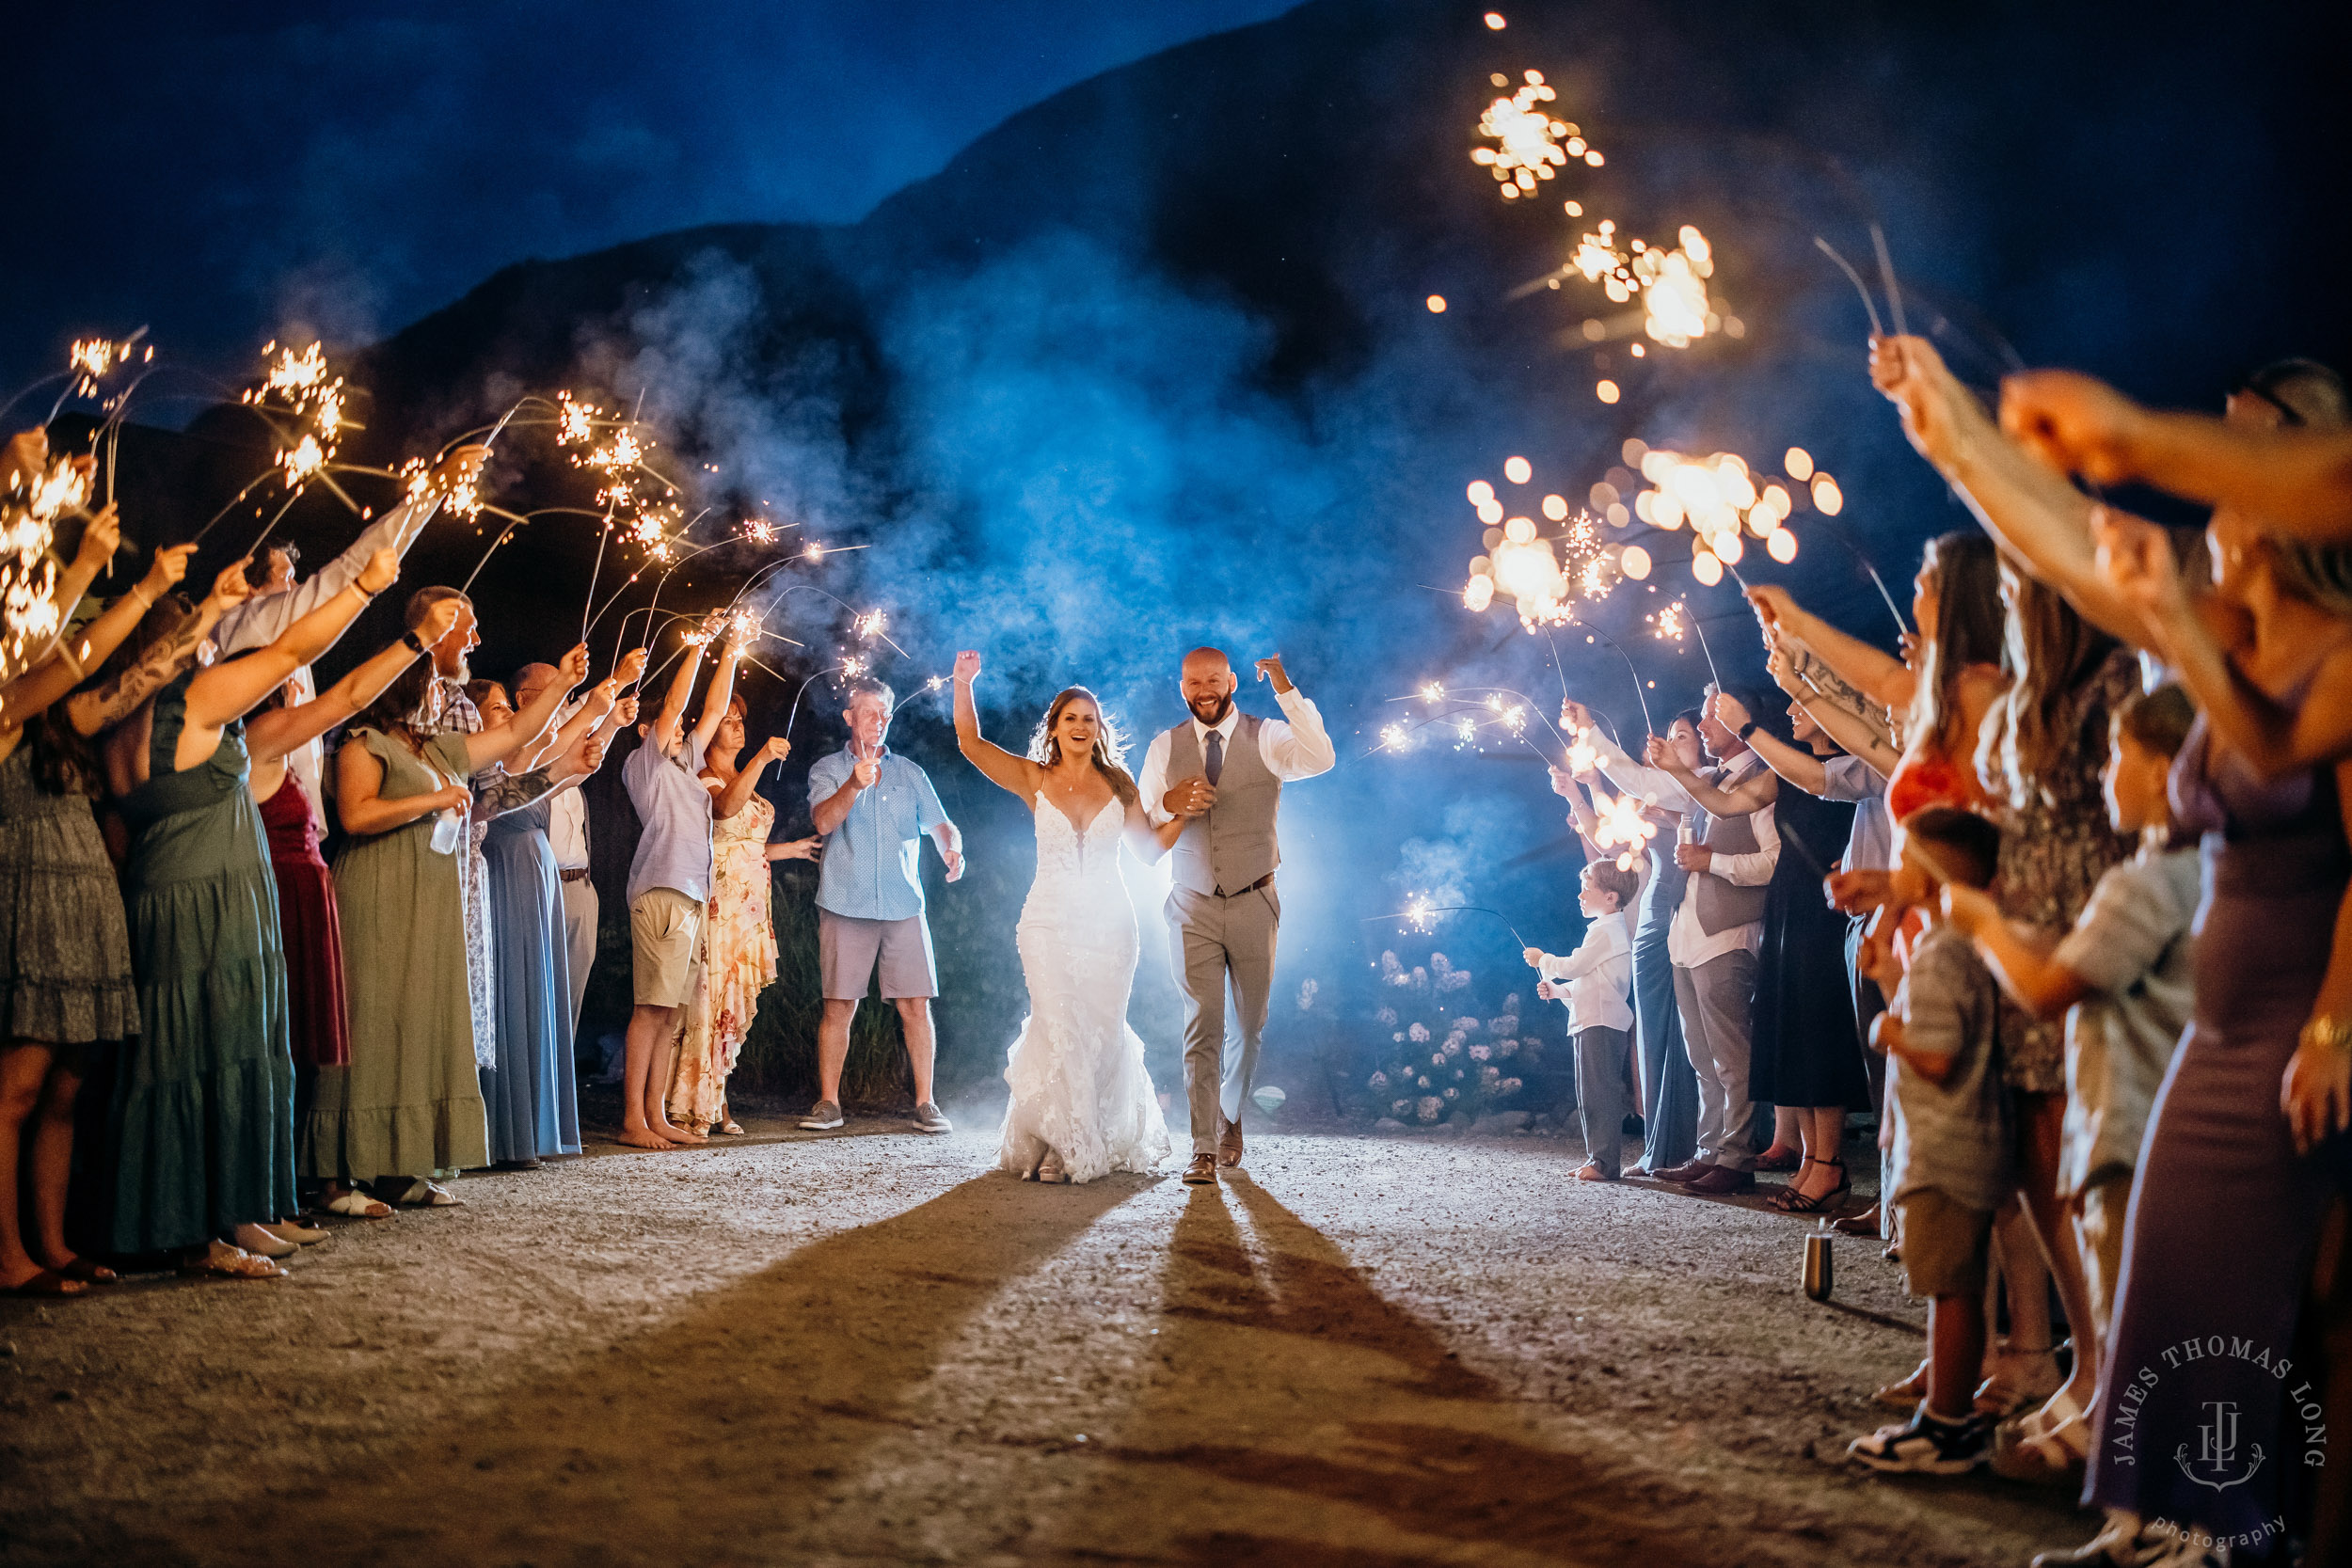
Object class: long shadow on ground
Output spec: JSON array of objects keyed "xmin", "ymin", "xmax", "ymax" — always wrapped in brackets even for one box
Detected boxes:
[{"xmin": 86, "ymin": 1173, "xmax": 1143, "ymax": 1567}]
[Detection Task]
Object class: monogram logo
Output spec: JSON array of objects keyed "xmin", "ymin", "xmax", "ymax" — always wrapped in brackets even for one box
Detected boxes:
[{"xmin": 2175, "ymin": 1400, "xmax": 2265, "ymax": 1493}]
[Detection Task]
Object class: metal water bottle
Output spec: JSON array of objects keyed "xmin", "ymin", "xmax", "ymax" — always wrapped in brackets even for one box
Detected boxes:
[{"xmin": 1802, "ymin": 1224, "xmax": 1835, "ymax": 1302}]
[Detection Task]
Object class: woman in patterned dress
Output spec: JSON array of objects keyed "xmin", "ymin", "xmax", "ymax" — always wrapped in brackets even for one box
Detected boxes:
[{"xmin": 667, "ymin": 695, "xmax": 817, "ymax": 1135}]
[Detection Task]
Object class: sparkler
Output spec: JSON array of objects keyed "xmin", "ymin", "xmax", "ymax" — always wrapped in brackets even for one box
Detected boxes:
[
  {"xmin": 1362, "ymin": 900, "xmax": 1528, "ymax": 948},
  {"xmin": 1560, "ymin": 222, "xmax": 1717, "ymax": 349},
  {"xmin": 1588, "ymin": 786, "xmax": 1660, "ymax": 873},
  {"xmin": 1471, "ymin": 70, "xmax": 1594, "ymax": 199},
  {"xmin": 0, "ymin": 452, "xmax": 91, "ymax": 665}
]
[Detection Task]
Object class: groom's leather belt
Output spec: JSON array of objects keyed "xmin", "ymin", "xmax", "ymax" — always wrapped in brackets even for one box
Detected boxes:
[{"xmin": 1211, "ymin": 873, "xmax": 1277, "ymax": 898}]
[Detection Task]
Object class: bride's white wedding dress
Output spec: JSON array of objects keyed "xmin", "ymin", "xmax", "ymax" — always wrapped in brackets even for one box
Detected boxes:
[{"xmin": 995, "ymin": 794, "xmax": 1171, "ymax": 1182}]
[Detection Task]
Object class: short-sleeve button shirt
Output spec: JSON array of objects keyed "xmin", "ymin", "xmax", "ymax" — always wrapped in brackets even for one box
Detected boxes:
[
  {"xmin": 623, "ymin": 734, "xmax": 713, "ymax": 905},
  {"xmin": 808, "ymin": 747, "xmax": 947, "ymax": 922}
]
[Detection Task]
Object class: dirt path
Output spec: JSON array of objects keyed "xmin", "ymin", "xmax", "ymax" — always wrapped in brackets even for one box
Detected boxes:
[{"xmin": 1, "ymin": 1118, "xmax": 2083, "ymax": 1566}]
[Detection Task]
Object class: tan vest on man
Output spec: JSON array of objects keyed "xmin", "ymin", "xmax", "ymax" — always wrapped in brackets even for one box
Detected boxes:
[
  {"xmin": 1165, "ymin": 713, "xmax": 1281, "ymax": 897},
  {"xmin": 1691, "ymin": 753, "xmax": 1770, "ymax": 936}
]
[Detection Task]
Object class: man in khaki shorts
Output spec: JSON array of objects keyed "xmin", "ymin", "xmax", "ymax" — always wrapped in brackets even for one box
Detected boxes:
[
  {"xmin": 803, "ymin": 677, "xmax": 963, "ymax": 1133},
  {"xmin": 617, "ymin": 615, "xmax": 744, "ymax": 1149}
]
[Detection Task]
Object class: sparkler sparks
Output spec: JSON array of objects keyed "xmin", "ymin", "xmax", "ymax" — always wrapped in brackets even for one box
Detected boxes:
[
  {"xmin": 1653, "ymin": 601, "xmax": 1686, "ymax": 641},
  {"xmin": 1471, "ymin": 70, "xmax": 1593, "ymax": 199},
  {"xmin": 852, "ymin": 608, "xmax": 889, "ymax": 641},
  {"xmin": 1629, "ymin": 445, "xmax": 1817, "ymax": 584},
  {"xmin": 1380, "ymin": 721, "xmax": 1409, "ymax": 752},
  {"xmin": 1564, "ymin": 222, "xmax": 1718, "ymax": 348},
  {"xmin": 241, "ymin": 341, "xmax": 347, "ymax": 495},
  {"xmin": 1590, "ymin": 788, "xmax": 1659, "ymax": 872}
]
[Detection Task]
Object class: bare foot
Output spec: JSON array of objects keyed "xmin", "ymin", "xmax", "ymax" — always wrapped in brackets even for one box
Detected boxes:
[
  {"xmin": 655, "ymin": 1122, "xmax": 707, "ymax": 1146},
  {"xmin": 616, "ymin": 1127, "xmax": 674, "ymax": 1150}
]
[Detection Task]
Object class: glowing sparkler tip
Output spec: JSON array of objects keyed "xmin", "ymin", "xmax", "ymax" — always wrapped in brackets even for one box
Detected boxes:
[{"xmin": 1420, "ymin": 682, "xmax": 1444, "ymax": 705}]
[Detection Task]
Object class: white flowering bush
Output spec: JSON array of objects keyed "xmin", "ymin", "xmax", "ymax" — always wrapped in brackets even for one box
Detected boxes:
[{"xmin": 1358, "ymin": 948, "xmax": 1540, "ymax": 1124}]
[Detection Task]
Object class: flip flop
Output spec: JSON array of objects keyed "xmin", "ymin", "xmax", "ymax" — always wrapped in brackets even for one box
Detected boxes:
[
  {"xmin": 179, "ymin": 1247, "xmax": 286, "ymax": 1281},
  {"xmin": 322, "ymin": 1190, "xmax": 393, "ymax": 1219},
  {"xmin": 55, "ymin": 1256, "xmax": 119, "ymax": 1285},
  {"xmin": 5, "ymin": 1268, "xmax": 87, "ymax": 1298},
  {"xmin": 391, "ymin": 1179, "xmax": 463, "ymax": 1208}
]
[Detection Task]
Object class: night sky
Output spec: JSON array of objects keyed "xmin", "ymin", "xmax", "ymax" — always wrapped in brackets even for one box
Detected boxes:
[
  {"xmin": 12, "ymin": 0, "xmax": 2352, "ymax": 1069},
  {"xmin": 1, "ymin": 0, "xmax": 1293, "ymax": 395}
]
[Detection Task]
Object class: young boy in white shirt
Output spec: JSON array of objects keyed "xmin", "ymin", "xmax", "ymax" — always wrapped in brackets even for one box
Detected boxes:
[{"xmin": 1526, "ymin": 860, "xmax": 1641, "ymax": 1180}]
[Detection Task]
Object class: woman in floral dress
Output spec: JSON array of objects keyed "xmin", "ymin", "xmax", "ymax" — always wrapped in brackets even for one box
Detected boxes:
[{"xmin": 667, "ymin": 696, "xmax": 817, "ymax": 1134}]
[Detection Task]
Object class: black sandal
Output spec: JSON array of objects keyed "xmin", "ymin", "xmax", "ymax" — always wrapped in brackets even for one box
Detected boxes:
[{"xmin": 1767, "ymin": 1156, "xmax": 1851, "ymax": 1214}]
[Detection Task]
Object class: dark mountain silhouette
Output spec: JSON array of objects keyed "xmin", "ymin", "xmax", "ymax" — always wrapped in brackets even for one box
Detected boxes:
[{"xmin": 66, "ymin": 0, "xmax": 2352, "ymax": 1097}]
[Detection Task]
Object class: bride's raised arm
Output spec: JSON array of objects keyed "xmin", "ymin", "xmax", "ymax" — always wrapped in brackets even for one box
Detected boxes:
[{"xmin": 952, "ymin": 650, "xmax": 1042, "ymax": 799}]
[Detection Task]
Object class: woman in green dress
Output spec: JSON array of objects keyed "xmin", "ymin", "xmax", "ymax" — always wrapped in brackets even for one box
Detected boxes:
[
  {"xmin": 100, "ymin": 547, "xmax": 410, "ymax": 1278},
  {"xmin": 309, "ymin": 624, "xmax": 589, "ymax": 1207}
]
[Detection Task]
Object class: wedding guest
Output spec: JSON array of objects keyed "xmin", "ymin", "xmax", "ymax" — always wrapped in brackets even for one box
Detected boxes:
[
  {"xmin": 310, "ymin": 615, "xmax": 586, "ymax": 1208},
  {"xmin": 1873, "ymin": 334, "xmax": 2351, "ymax": 1562},
  {"xmin": 618, "ymin": 619, "xmax": 743, "ymax": 1148},
  {"xmin": 1847, "ymin": 806, "xmax": 2008, "ymax": 1474},
  {"xmin": 667, "ymin": 695, "xmax": 818, "ymax": 1136},
  {"xmin": 1944, "ymin": 684, "xmax": 2198, "ymax": 1484},
  {"xmin": 547, "ymin": 721, "xmax": 597, "ymax": 1035},
  {"xmin": 1756, "ymin": 635, "xmax": 1896, "ymax": 1234},
  {"xmin": 467, "ymin": 669, "xmax": 632, "ymax": 1168},
  {"xmin": 1524, "ymin": 859, "xmax": 1639, "ymax": 1180},
  {"xmin": 210, "ymin": 447, "xmax": 485, "ymax": 831},
  {"xmin": 1571, "ymin": 688, "xmax": 1780, "ymax": 1195},
  {"xmin": 0, "ymin": 519, "xmax": 193, "ymax": 1296},
  {"xmin": 101, "ymin": 548, "xmax": 403, "ymax": 1277},
  {"xmin": 1562, "ymin": 709, "xmax": 1703, "ymax": 1176},
  {"xmin": 1672, "ymin": 689, "xmax": 1870, "ymax": 1215},
  {"xmin": 803, "ymin": 675, "xmax": 964, "ymax": 1134}
]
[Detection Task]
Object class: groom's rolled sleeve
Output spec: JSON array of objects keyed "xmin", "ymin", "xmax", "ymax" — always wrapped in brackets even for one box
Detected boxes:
[
  {"xmin": 1260, "ymin": 688, "xmax": 1335, "ymax": 780},
  {"xmin": 1136, "ymin": 729, "xmax": 1177, "ymax": 827}
]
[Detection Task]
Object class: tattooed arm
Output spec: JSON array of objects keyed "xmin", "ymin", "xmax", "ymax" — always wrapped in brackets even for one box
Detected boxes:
[
  {"xmin": 64, "ymin": 589, "xmax": 230, "ymax": 737},
  {"xmin": 1788, "ymin": 643, "xmax": 1896, "ymax": 753}
]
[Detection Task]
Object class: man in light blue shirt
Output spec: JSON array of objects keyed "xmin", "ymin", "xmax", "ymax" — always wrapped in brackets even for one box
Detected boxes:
[{"xmin": 803, "ymin": 676, "xmax": 962, "ymax": 1134}]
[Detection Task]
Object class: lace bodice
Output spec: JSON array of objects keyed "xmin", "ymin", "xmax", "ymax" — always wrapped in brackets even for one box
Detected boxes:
[{"xmin": 1025, "ymin": 793, "xmax": 1129, "ymax": 906}]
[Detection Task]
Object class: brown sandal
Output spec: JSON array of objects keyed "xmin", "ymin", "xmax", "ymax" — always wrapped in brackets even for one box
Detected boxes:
[
  {"xmin": 5, "ymin": 1267, "xmax": 87, "ymax": 1298},
  {"xmin": 1767, "ymin": 1157, "xmax": 1851, "ymax": 1214},
  {"xmin": 55, "ymin": 1256, "xmax": 119, "ymax": 1285}
]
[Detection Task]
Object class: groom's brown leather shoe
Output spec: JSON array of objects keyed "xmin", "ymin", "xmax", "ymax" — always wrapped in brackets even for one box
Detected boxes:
[
  {"xmin": 1182, "ymin": 1153, "xmax": 1217, "ymax": 1185},
  {"xmin": 1217, "ymin": 1117, "xmax": 1245, "ymax": 1168}
]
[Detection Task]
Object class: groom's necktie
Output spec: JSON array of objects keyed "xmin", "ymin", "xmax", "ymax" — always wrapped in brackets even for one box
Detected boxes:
[{"xmin": 1204, "ymin": 728, "xmax": 1225, "ymax": 787}]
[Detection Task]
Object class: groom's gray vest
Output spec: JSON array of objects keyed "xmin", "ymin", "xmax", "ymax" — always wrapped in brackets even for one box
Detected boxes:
[
  {"xmin": 1165, "ymin": 714, "xmax": 1280, "ymax": 898},
  {"xmin": 1691, "ymin": 752, "xmax": 1770, "ymax": 937}
]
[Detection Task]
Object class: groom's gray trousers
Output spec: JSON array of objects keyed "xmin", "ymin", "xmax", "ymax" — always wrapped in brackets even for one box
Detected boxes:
[{"xmin": 1167, "ymin": 880, "xmax": 1279, "ymax": 1153}]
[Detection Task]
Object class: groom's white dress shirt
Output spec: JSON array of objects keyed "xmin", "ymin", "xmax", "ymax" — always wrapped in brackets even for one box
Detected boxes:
[{"xmin": 1135, "ymin": 689, "xmax": 1336, "ymax": 826}]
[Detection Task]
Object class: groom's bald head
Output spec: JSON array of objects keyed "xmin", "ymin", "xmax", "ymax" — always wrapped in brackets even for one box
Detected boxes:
[{"xmin": 1181, "ymin": 646, "xmax": 1236, "ymax": 726}]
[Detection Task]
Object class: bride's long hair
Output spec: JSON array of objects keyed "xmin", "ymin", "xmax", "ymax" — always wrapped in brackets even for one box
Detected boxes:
[{"xmin": 1027, "ymin": 687, "xmax": 1139, "ymax": 806}]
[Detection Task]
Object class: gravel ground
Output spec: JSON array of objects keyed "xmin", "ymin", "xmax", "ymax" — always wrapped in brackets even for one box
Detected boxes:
[{"xmin": 0, "ymin": 1109, "xmax": 2086, "ymax": 1567}]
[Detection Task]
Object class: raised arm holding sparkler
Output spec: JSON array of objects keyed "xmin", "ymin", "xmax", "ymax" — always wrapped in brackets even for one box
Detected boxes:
[
  {"xmin": 1999, "ymin": 366, "xmax": 2352, "ymax": 543},
  {"xmin": 0, "ymin": 517, "xmax": 169, "ymax": 737},
  {"xmin": 212, "ymin": 444, "xmax": 488, "ymax": 657},
  {"xmin": 1869, "ymin": 334, "xmax": 2148, "ymax": 645}
]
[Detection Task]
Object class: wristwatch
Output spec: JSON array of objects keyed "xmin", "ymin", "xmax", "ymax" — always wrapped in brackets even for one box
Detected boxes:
[
  {"xmin": 1738, "ymin": 720, "xmax": 1759, "ymax": 740},
  {"xmin": 402, "ymin": 628, "xmax": 429, "ymax": 656}
]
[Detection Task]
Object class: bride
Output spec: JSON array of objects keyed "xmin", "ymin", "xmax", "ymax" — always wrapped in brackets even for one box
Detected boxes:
[{"xmin": 952, "ymin": 651, "xmax": 1179, "ymax": 1182}]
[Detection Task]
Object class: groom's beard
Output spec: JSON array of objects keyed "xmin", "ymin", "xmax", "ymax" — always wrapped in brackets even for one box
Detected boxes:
[{"xmin": 1187, "ymin": 692, "xmax": 1233, "ymax": 726}]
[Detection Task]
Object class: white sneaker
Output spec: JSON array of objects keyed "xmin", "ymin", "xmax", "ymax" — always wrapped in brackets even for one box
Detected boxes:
[{"xmin": 799, "ymin": 1100, "xmax": 845, "ymax": 1131}]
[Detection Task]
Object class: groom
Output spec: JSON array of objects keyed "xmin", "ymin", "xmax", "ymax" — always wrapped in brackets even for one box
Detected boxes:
[{"xmin": 1136, "ymin": 648, "xmax": 1335, "ymax": 1185}]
